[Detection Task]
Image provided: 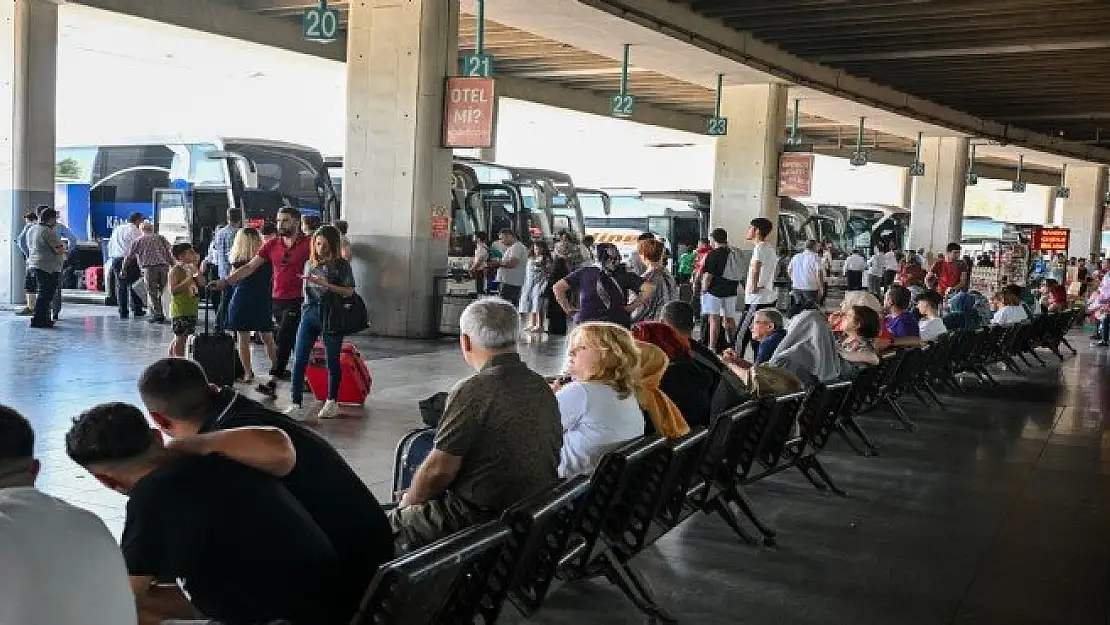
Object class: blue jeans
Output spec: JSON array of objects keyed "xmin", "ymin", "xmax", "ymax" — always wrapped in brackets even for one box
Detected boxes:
[{"xmin": 290, "ymin": 304, "xmax": 343, "ymax": 405}]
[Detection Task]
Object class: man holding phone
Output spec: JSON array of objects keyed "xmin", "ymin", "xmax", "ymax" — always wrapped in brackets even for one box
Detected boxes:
[{"xmin": 213, "ymin": 207, "xmax": 311, "ymax": 399}]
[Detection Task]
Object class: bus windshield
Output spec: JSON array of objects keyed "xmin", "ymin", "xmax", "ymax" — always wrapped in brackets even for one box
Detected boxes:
[{"xmin": 223, "ymin": 141, "xmax": 333, "ymax": 218}]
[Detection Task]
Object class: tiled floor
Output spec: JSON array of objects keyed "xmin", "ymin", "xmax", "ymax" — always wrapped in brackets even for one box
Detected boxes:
[{"xmin": 6, "ymin": 304, "xmax": 1109, "ymax": 624}]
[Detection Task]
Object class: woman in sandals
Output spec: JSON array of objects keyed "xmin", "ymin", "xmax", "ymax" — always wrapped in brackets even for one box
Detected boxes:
[{"xmin": 224, "ymin": 227, "xmax": 276, "ymax": 384}]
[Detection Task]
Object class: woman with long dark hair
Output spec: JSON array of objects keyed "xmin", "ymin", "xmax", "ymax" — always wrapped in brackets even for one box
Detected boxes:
[
  {"xmin": 286, "ymin": 224, "xmax": 357, "ymax": 422},
  {"xmin": 520, "ymin": 240, "xmax": 553, "ymax": 332}
]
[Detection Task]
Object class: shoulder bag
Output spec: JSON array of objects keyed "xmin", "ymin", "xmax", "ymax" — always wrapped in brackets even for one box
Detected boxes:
[{"xmin": 321, "ymin": 260, "xmax": 370, "ymax": 336}]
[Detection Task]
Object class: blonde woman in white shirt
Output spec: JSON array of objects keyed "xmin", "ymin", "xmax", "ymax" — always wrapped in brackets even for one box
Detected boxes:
[{"xmin": 551, "ymin": 322, "xmax": 645, "ymax": 478}]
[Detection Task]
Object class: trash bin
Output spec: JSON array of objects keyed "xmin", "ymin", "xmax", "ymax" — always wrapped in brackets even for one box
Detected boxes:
[{"xmin": 435, "ymin": 275, "xmax": 478, "ymax": 336}]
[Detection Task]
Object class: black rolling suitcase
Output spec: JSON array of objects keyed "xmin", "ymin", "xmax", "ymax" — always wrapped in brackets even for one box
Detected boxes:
[{"xmin": 188, "ymin": 286, "xmax": 239, "ymax": 386}]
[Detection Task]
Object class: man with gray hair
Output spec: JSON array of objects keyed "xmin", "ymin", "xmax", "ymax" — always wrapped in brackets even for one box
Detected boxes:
[{"xmin": 389, "ymin": 297, "xmax": 562, "ymax": 551}]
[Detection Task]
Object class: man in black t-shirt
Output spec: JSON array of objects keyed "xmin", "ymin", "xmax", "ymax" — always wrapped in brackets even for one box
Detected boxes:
[
  {"xmin": 137, "ymin": 357, "xmax": 394, "ymax": 618},
  {"xmin": 700, "ymin": 228, "xmax": 741, "ymax": 352},
  {"xmin": 66, "ymin": 402, "xmax": 342, "ymax": 625}
]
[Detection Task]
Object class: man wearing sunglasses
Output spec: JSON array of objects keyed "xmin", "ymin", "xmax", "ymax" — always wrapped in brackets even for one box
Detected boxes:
[{"xmin": 214, "ymin": 207, "xmax": 311, "ymax": 398}]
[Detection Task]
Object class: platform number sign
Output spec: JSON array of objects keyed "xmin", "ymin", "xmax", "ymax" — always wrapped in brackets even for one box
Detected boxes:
[
  {"xmin": 707, "ymin": 117, "xmax": 728, "ymax": 136},
  {"xmin": 908, "ymin": 161, "xmax": 925, "ymax": 177},
  {"xmin": 849, "ymin": 150, "xmax": 868, "ymax": 167},
  {"xmin": 462, "ymin": 54, "xmax": 494, "ymax": 78},
  {"xmin": 1012, "ymin": 180, "xmax": 1027, "ymax": 193},
  {"xmin": 967, "ymin": 172, "xmax": 979, "ymax": 186},
  {"xmin": 1056, "ymin": 186, "xmax": 1070, "ymax": 199},
  {"xmin": 610, "ymin": 94, "xmax": 635, "ymax": 118},
  {"xmin": 302, "ymin": 2, "xmax": 339, "ymax": 43}
]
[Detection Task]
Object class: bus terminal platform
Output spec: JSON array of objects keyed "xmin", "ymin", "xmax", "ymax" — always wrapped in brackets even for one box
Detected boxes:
[{"xmin": 6, "ymin": 304, "xmax": 1108, "ymax": 625}]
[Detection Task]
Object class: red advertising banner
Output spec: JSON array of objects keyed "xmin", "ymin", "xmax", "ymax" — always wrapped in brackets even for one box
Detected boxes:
[
  {"xmin": 1032, "ymin": 227, "xmax": 1070, "ymax": 253},
  {"xmin": 443, "ymin": 77, "xmax": 496, "ymax": 148},
  {"xmin": 431, "ymin": 215, "xmax": 450, "ymax": 239},
  {"xmin": 778, "ymin": 152, "xmax": 814, "ymax": 198}
]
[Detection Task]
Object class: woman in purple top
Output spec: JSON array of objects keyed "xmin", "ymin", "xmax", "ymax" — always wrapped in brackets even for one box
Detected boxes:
[{"xmin": 553, "ymin": 243, "xmax": 643, "ymax": 328}]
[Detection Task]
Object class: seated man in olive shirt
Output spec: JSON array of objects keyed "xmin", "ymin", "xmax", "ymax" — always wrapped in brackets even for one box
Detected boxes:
[{"xmin": 390, "ymin": 298, "xmax": 563, "ymax": 551}]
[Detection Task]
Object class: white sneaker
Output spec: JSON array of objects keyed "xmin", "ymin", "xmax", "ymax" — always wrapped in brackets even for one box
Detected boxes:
[
  {"xmin": 285, "ymin": 404, "xmax": 317, "ymax": 423},
  {"xmin": 317, "ymin": 400, "xmax": 341, "ymax": 420}
]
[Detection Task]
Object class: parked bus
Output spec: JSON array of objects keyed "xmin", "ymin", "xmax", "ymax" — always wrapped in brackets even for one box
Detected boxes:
[{"xmin": 55, "ymin": 137, "xmax": 339, "ymax": 257}]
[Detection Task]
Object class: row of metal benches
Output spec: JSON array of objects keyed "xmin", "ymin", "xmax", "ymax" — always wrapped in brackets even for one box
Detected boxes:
[{"xmin": 349, "ymin": 309, "xmax": 1081, "ymax": 625}]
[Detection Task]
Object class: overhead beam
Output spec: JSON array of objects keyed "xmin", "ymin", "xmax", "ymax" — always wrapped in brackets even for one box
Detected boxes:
[
  {"xmin": 578, "ymin": 0, "xmax": 1110, "ymax": 165},
  {"xmin": 999, "ymin": 113, "xmax": 1110, "ymax": 122},
  {"xmin": 820, "ymin": 39, "xmax": 1110, "ymax": 63},
  {"xmin": 813, "ymin": 147, "xmax": 1061, "ymax": 187},
  {"xmin": 496, "ymin": 75, "xmax": 706, "ymax": 134},
  {"xmin": 75, "ymin": 0, "xmax": 345, "ymax": 61},
  {"xmin": 237, "ymin": 0, "xmax": 346, "ymax": 11}
]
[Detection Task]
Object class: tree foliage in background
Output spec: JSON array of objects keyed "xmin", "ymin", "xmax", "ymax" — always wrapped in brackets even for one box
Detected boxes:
[{"xmin": 56, "ymin": 158, "xmax": 81, "ymax": 179}]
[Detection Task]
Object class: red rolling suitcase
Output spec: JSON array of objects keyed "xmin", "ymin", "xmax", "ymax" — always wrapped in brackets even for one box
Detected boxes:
[
  {"xmin": 85, "ymin": 266, "xmax": 104, "ymax": 291},
  {"xmin": 306, "ymin": 341, "xmax": 372, "ymax": 404}
]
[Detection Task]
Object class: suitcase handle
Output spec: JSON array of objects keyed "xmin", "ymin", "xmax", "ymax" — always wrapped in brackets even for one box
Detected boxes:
[{"xmin": 203, "ymin": 282, "xmax": 219, "ymax": 334}]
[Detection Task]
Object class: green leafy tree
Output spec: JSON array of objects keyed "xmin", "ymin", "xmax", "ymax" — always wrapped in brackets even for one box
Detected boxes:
[{"xmin": 55, "ymin": 157, "xmax": 80, "ymax": 179}]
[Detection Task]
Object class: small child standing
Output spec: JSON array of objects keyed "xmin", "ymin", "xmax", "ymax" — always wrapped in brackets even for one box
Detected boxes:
[{"xmin": 168, "ymin": 242, "xmax": 201, "ymax": 357}]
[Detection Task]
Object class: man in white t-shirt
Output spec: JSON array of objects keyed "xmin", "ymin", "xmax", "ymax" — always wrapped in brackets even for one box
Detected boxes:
[
  {"xmin": 737, "ymin": 217, "xmax": 779, "ymax": 358},
  {"xmin": 788, "ymin": 239, "xmax": 824, "ymax": 310},
  {"xmin": 882, "ymin": 245, "xmax": 900, "ymax": 289},
  {"xmin": 915, "ymin": 290, "xmax": 948, "ymax": 342},
  {"xmin": 0, "ymin": 405, "xmax": 136, "ymax": 625},
  {"xmin": 843, "ymin": 249, "xmax": 868, "ymax": 291},
  {"xmin": 489, "ymin": 229, "xmax": 529, "ymax": 307},
  {"xmin": 867, "ymin": 246, "xmax": 886, "ymax": 296}
]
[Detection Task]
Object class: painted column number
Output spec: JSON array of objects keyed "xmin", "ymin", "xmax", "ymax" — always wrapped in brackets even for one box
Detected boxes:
[{"xmin": 610, "ymin": 94, "xmax": 635, "ymax": 117}]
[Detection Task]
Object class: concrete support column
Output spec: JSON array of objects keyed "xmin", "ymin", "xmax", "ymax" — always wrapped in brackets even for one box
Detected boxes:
[
  {"xmin": 908, "ymin": 136, "xmax": 969, "ymax": 253},
  {"xmin": 710, "ymin": 83, "xmax": 788, "ymax": 247},
  {"xmin": 1060, "ymin": 165, "xmax": 1108, "ymax": 261},
  {"xmin": 344, "ymin": 0, "xmax": 458, "ymax": 337},
  {"xmin": 900, "ymin": 168, "xmax": 913, "ymax": 209},
  {"xmin": 0, "ymin": 0, "xmax": 57, "ymax": 305}
]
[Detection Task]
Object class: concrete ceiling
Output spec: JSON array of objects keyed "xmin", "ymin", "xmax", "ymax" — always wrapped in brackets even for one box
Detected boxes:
[
  {"xmin": 73, "ymin": 0, "xmax": 1104, "ymax": 185},
  {"xmin": 672, "ymin": 0, "xmax": 1110, "ymax": 147},
  {"xmin": 226, "ymin": 0, "xmax": 928, "ymax": 153}
]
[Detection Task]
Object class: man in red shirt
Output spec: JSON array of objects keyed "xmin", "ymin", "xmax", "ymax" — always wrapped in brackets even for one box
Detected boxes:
[
  {"xmin": 930, "ymin": 242, "xmax": 966, "ymax": 295},
  {"xmin": 214, "ymin": 207, "xmax": 312, "ymax": 398}
]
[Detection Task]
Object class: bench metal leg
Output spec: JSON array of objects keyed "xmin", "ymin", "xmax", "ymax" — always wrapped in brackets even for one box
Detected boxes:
[
  {"xmin": 797, "ymin": 461, "xmax": 827, "ymax": 492},
  {"xmin": 975, "ymin": 366, "xmax": 999, "ymax": 386},
  {"xmin": 838, "ymin": 416, "xmax": 879, "ymax": 457},
  {"xmin": 804, "ymin": 457, "xmax": 848, "ymax": 498},
  {"xmin": 728, "ymin": 491, "xmax": 777, "ymax": 546},
  {"xmin": 884, "ymin": 397, "xmax": 916, "ymax": 431},
  {"xmin": 600, "ymin": 551, "xmax": 677, "ymax": 623},
  {"xmin": 922, "ymin": 380, "xmax": 946, "ymax": 409},
  {"xmin": 1060, "ymin": 337, "xmax": 1077, "ymax": 355},
  {"xmin": 706, "ymin": 496, "xmax": 760, "ymax": 545}
]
